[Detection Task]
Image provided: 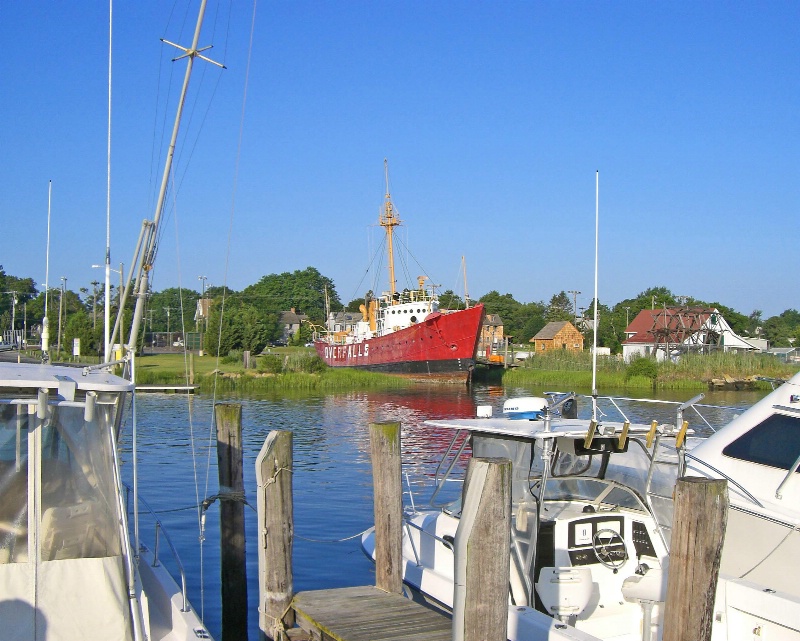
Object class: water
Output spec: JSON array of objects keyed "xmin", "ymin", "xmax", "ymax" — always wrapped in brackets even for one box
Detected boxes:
[{"xmin": 120, "ymin": 383, "xmax": 768, "ymax": 640}]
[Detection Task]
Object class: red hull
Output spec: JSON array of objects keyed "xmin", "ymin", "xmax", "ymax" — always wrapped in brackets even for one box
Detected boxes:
[{"xmin": 315, "ymin": 304, "xmax": 485, "ymax": 383}]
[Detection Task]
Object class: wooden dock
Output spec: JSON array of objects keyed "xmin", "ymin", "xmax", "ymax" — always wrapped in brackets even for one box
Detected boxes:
[{"xmin": 292, "ymin": 586, "xmax": 451, "ymax": 641}]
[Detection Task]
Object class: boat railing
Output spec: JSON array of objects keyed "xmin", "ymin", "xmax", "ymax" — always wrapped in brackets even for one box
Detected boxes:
[
  {"xmin": 431, "ymin": 429, "xmax": 470, "ymax": 508},
  {"xmin": 123, "ymin": 483, "xmax": 190, "ymax": 613},
  {"xmin": 683, "ymin": 453, "xmax": 764, "ymax": 509},
  {"xmin": 589, "ymin": 393, "xmax": 743, "ymax": 434}
]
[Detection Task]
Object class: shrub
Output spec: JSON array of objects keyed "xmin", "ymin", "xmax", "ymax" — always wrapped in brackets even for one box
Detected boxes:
[
  {"xmin": 258, "ymin": 354, "xmax": 284, "ymax": 374},
  {"xmin": 626, "ymin": 357, "xmax": 658, "ymax": 382},
  {"xmin": 283, "ymin": 351, "xmax": 327, "ymax": 374},
  {"xmin": 221, "ymin": 349, "xmax": 243, "ymax": 365}
]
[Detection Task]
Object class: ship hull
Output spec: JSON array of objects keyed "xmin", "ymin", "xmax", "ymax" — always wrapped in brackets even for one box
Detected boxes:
[{"xmin": 315, "ymin": 304, "xmax": 485, "ymax": 383}]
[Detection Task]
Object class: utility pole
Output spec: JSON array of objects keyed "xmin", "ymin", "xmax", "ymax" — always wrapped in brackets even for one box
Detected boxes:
[
  {"xmin": 624, "ymin": 306, "xmax": 631, "ymax": 328},
  {"xmin": 164, "ymin": 307, "xmax": 171, "ymax": 339},
  {"xmin": 91, "ymin": 280, "xmax": 100, "ymax": 329},
  {"xmin": 567, "ymin": 290, "xmax": 581, "ymax": 323},
  {"xmin": 57, "ymin": 277, "xmax": 66, "ymax": 355},
  {"xmin": 147, "ymin": 309, "xmax": 154, "ymax": 350}
]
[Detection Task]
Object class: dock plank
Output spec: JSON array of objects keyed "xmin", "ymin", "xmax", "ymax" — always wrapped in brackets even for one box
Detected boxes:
[{"xmin": 292, "ymin": 586, "xmax": 451, "ymax": 641}]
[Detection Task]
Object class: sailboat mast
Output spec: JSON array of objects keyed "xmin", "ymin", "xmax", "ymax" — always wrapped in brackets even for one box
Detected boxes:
[
  {"xmin": 380, "ymin": 159, "xmax": 401, "ymax": 302},
  {"xmin": 127, "ymin": 0, "xmax": 223, "ymax": 354}
]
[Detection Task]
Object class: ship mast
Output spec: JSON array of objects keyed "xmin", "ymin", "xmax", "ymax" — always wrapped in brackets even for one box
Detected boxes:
[{"xmin": 380, "ymin": 159, "xmax": 401, "ymax": 302}]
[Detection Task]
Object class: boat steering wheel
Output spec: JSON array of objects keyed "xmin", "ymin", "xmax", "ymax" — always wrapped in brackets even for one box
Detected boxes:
[{"xmin": 591, "ymin": 528, "xmax": 628, "ymax": 569}]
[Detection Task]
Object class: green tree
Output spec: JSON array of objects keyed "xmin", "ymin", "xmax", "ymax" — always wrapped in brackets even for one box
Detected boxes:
[
  {"xmin": 147, "ymin": 287, "xmax": 201, "ymax": 332},
  {"xmin": 762, "ymin": 309, "xmax": 800, "ymax": 346},
  {"xmin": 634, "ymin": 286, "xmax": 677, "ymax": 310},
  {"xmin": 64, "ymin": 310, "xmax": 101, "ymax": 359},
  {"xmin": 747, "ymin": 310, "xmax": 763, "ymax": 337},
  {"xmin": 203, "ymin": 304, "xmax": 241, "ymax": 356},
  {"xmin": 516, "ymin": 301, "xmax": 547, "ymax": 343},
  {"xmin": 241, "ymin": 267, "xmax": 340, "ymax": 322},
  {"xmin": 478, "ymin": 291, "xmax": 523, "ymax": 338},
  {"xmin": 345, "ymin": 292, "xmax": 372, "ymax": 313},
  {"xmin": 202, "ymin": 300, "xmax": 280, "ymax": 356},
  {"xmin": 546, "ymin": 291, "xmax": 574, "ymax": 323},
  {"xmin": 581, "ymin": 300, "xmax": 615, "ymax": 350},
  {"xmin": 238, "ymin": 305, "xmax": 276, "ymax": 353},
  {"xmin": 438, "ymin": 290, "xmax": 465, "ymax": 310}
]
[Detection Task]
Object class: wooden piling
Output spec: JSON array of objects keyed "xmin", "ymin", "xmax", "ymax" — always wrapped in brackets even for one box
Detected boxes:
[
  {"xmin": 663, "ymin": 476, "xmax": 728, "ymax": 641},
  {"xmin": 215, "ymin": 403, "xmax": 248, "ymax": 641},
  {"xmin": 452, "ymin": 457, "xmax": 511, "ymax": 641},
  {"xmin": 189, "ymin": 351, "xmax": 195, "ymax": 385},
  {"xmin": 256, "ymin": 430, "xmax": 295, "ymax": 641},
  {"xmin": 368, "ymin": 421, "xmax": 403, "ymax": 595}
]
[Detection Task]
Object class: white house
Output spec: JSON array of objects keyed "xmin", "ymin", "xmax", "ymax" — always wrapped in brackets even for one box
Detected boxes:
[{"xmin": 622, "ymin": 307, "xmax": 758, "ymax": 362}]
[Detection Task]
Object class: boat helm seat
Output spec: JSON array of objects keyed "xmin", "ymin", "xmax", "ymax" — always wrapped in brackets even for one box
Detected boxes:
[
  {"xmin": 621, "ymin": 563, "xmax": 668, "ymax": 641},
  {"xmin": 621, "ymin": 564, "xmax": 667, "ymax": 604},
  {"xmin": 535, "ymin": 567, "xmax": 593, "ymax": 622}
]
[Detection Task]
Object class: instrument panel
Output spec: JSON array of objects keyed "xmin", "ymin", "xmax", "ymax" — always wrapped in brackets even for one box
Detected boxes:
[{"xmin": 567, "ymin": 515, "xmax": 626, "ymax": 566}]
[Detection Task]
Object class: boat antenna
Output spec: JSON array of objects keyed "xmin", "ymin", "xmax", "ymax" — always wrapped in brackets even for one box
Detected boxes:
[
  {"xmin": 103, "ymin": 0, "xmax": 113, "ymax": 364},
  {"xmin": 380, "ymin": 158, "xmax": 401, "ymax": 302},
  {"xmin": 591, "ymin": 170, "xmax": 600, "ymax": 420},
  {"xmin": 125, "ymin": 0, "xmax": 224, "ymax": 362},
  {"xmin": 42, "ymin": 180, "xmax": 52, "ymax": 363}
]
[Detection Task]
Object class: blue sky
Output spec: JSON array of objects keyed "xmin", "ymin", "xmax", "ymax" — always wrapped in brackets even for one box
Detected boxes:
[{"xmin": 1, "ymin": 1, "xmax": 797, "ymax": 319}]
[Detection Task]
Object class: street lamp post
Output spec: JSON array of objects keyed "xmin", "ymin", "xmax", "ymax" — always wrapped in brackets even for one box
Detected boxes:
[{"xmin": 198, "ymin": 275, "xmax": 208, "ymax": 331}]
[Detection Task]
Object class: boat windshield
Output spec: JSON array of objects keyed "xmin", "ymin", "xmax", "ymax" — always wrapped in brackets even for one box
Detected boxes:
[{"xmin": 539, "ymin": 476, "xmax": 645, "ymax": 511}]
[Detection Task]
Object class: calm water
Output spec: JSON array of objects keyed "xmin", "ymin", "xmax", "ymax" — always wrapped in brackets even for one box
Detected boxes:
[{"xmin": 119, "ymin": 383, "xmax": 767, "ymax": 640}]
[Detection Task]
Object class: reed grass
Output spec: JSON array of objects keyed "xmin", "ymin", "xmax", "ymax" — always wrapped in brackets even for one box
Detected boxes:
[{"xmin": 506, "ymin": 349, "xmax": 798, "ymax": 390}]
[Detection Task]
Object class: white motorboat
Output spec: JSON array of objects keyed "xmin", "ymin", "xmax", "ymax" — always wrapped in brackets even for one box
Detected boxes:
[{"xmin": 362, "ymin": 375, "xmax": 800, "ymax": 640}]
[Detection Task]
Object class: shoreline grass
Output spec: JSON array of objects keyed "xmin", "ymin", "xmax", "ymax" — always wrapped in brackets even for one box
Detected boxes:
[{"xmin": 76, "ymin": 348, "xmax": 800, "ymax": 393}]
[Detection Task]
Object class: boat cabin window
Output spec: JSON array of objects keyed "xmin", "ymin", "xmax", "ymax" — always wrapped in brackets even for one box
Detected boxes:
[{"xmin": 723, "ymin": 413, "xmax": 800, "ymax": 472}]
